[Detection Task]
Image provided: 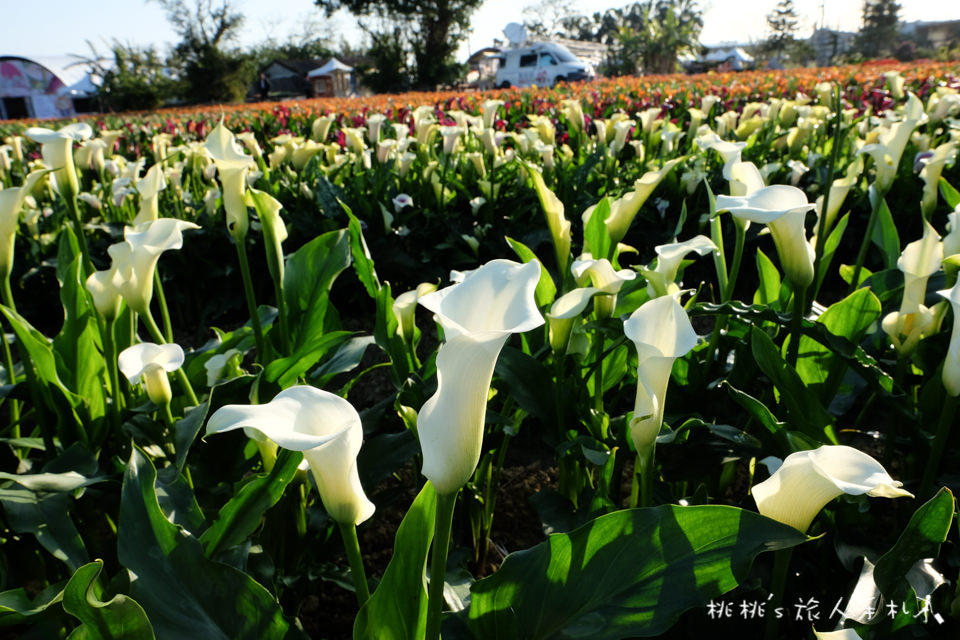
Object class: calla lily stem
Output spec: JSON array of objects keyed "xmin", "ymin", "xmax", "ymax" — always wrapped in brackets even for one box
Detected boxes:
[
  {"xmin": 0, "ymin": 280, "xmax": 19, "ymax": 433},
  {"xmin": 787, "ymin": 284, "xmax": 807, "ymax": 368},
  {"xmin": 66, "ymin": 196, "xmax": 95, "ymax": 277},
  {"xmin": 234, "ymin": 240, "xmax": 266, "ymax": 361},
  {"xmin": 810, "ymin": 86, "xmax": 844, "ymax": 311},
  {"xmin": 153, "ymin": 270, "xmax": 174, "ymax": 343},
  {"xmin": 338, "ymin": 522, "xmax": 370, "ymax": 606},
  {"xmin": 848, "ymin": 188, "xmax": 887, "ymax": 294},
  {"xmin": 426, "ymin": 489, "xmax": 457, "ymax": 640},
  {"xmin": 764, "ymin": 547, "xmax": 793, "ymax": 640},
  {"xmin": 139, "ymin": 310, "xmax": 199, "ymax": 407},
  {"xmin": 100, "ymin": 318, "xmax": 123, "ymax": 439},
  {"xmin": 918, "ymin": 394, "xmax": 958, "ymax": 500}
]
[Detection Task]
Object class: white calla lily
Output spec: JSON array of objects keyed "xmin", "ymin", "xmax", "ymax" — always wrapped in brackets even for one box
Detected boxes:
[
  {"xmin": 0, "ymin": 170, "xmax": 45, "ymax": 279},
  {"xmin": 571, "ymin": 256, "xmax": 636, "ymax": 319},
  {"xmin": 859, "ymin": 92, "xmax": 927, "ymax": 193},
  {"xmin": 624, "ymin": 295, "xmax": 698, "ymax": 456},
  {"xmin": 393, "ymin": 282, "xmax": 439, "ymax": 343},
  {"xmin": 24, "ymin": 123, "xmax": 92, "ymax": 199},
  {"xmin": 546, "ymin": 287, "xmax": 601, "ymax": 353},
  {"xmin": 206, "ymin": 386, "xmax": 375, "ymax": 525},
  {"xmin": 205, "ymin": 121, "xmax": 254, "ymax": 240},
  {"xmin": 133, "ymin": 164, "xmax": 167, "ymax": 225},
  {"xmin": 118, "ymin": 342, "xmax": 184, "ymax": 406},
  {"xmin": 643, "ymin": 235, "xmax": 717, "ymax": 298},
  {"xmin": 882, "ymin": 219, "xmax": 942, "ymax": 354},
  {"xmin": 417, "ymin": 260, "xmax": 544, "ymax": 494},
  {"xmin": 716, "ymin": 185, "xmax": 816, "ymax": 287},
  {"xmin": 753, "ymin": 445, "xmax": 913, "ymax": 532},
  {"xmin": 939, "ymin": 281, "xmax": 960, "ymax": 396}
]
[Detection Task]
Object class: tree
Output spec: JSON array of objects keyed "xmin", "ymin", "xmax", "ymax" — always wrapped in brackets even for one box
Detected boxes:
[
  {"xmin": 523, "ymin": 0, "xmax": 582, "ymax": 39},
  {"xmin": 640, "ymin": 0, "xmax": 703, "ymax": 74},
  {"xmin": 151, "ymin": 0, "xmax": 255, "ymax": 103},
  {"xmin": 88, "ymin": 43, "xmax": 180, "ymax": 112},
  {"xmin": 856, "ymin": 0, "xmax": 901, "ymax": 59},
  {"xmin": 764, "ymin": 0, "xmax": 799, "ymax": 62},
  {"xmin": 314, "ymin": 0, "xmax": 482, "ymax": 90}
]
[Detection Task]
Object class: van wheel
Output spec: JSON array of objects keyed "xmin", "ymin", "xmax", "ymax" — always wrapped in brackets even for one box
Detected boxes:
[
  {"xmin": 498, "ymin": 81, "xmax": 511, "ymax": 89},
  {"xmin": 553, "ymin": 76, "xmax": 566, "ymax": 86}
]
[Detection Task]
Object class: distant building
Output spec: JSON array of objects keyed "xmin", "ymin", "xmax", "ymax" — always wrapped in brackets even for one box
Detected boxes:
[
  {"xmin": 900, "ymin": 20, "xmax": 960, "ymax": 50},
  {"xmin": 809, "ymin": 29, "xmax": 856, "ymax": 66},
  {"xmin": 685, "ymin": 47, "xmax": 755, "ymax": 73},
  {"xmin": 0, "ymin": 55, "xmax": 98, "ymax": 120},
  {"xmin": 256, "ymin": 58, "xmax": 360, "ymax": 100}
]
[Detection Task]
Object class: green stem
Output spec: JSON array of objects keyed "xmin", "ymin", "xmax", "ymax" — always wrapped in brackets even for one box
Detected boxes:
[
  {"xmin": 438, "ymin": 153, "xmax": 451, "ymax": 214},
  {"xmin": 764, "ymin": 548, "xmax": 793, "ymax": 640},
  {"xmin": 722, "ymin": 220, "xmax": 746, "ymax": 302},
  {"xmin": 153, "ymin": 270, "xmax": 174, "ymax": 343},
  {"xmin": 479, "ymin": 431, "xmax": 512, "ymax": 573},
  {"xmin": 592, "ymin": 329, "xmax": 604, "ymax": 414},
  {"xmin": 234, "ymin": 239, "xmax": 266, "ymax": 361},
  {"xmin": 426, "ymin": 490, "xmax": 457, "ymax": 640},
  {"xmin": 140, "ymin": 309, "xmax": 199, "ymax": 407},
  {"xmin": 918, "ymin": 395, "xmax": 958, "ymax": 500},
  {"xmin": 338, "ymin": 522, "xmax": 370, "ymax": 606},
  {"xmin": 786, "ymin": 282, "xmax": 806, "ymax": 368},
  {"xmin": 848, "ymin": 188, "xmax": 885, "ymax": 294},
  {"xmin": 810, "ymin": 86, "xmax": 843, "ymax": 311},
  {"xmin": 635, "ymin": 450, "xmax": 654, "ymax": 508},
  {"xmin": 100, "ymin": 317, "xmax": 123, "ymax": 441},
  {"xmin": 710, "ymin": 212, "xmax": 729, "ymax": 297},
  {"xmin": 66, "ymin": 196, "xmax": 95, "ymax": 277},
  {"xmin": 1, "ymin": 278, "xmax": 19, "ymax": 435}
]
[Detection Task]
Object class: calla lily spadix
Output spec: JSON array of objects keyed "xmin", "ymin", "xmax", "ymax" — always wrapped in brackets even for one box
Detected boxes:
[
  {"xmin": 118, "ymin": 342, "xmax": 185, "ymax": 407},
  {"xmin": 206, "ymin": 386, "xmax": 375, "ymax": 525},
  {"xmin": 752, "ymin": 445, "xmax": 912, "ymax": 532},
  {"xmin": 416, "ymin": 259, "xmax": 544, "ymax": 495},
  {"xmin": 716, "ymin": 185, "xmax": 816, "ymax": 287},
  {"xmin": 624, "ymin": 294, "xmax": 698, "ymax": 457}
]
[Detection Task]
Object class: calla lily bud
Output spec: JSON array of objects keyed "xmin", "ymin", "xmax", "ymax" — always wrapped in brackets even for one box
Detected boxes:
[
  {"xmin": 624, "ymin": 295, "xmax": 698, "ymax": 457},
  {"xmin": 939, "ymin": 281, "xmax": 960, "ymax": 396},
  {"xmin": 118, "ymin": 342, "xmax": 185, "ymax": 407},
  {"xmin": 85, "ymin": 263, "xmax": 125, "ymax": 322},
  {"xmin": 417, "ymin": 260, "xmax": 544, "ymax": 494},
  {"xmin": 246, "ymin": 189, "xmax": 287, "ymax": 284},
  {"xmin": 523, "ymin": 162, "xmax": 571, "ymax": 274},
  {"xmin": 312, "ymin": 114, "xmax": 336, "ymax": 142},
  {"xmin": 365, "ymin": 113, "xmax": 386, "ymax": 143},
  {"xmin": 235, "ymin": 132, "xmax": 263, "ymax": 160},
  {"xmin": 752, "ymin": 445, "xmax": 912, "ymax": 532},
  {"xmin": 0, "ymin": 170, "xmax": 46, "ymax": 280},
  {"xmin": 482, "ymin": 100, "xmax": 503, "ymax": 129},
  {"xmin": 716, "ymin": 185, "xmax": 816, "ymax": 287},
  {"xmin": 393, "ymin": 282, "xmax": 439, "ymax": 343},
  {"xmin": 206, "ymin": 386, "xmax": 375, "ymax": 525},
  {"xmin": 560, "ymin": 99, "xmax": 584, "ymax": 133}
]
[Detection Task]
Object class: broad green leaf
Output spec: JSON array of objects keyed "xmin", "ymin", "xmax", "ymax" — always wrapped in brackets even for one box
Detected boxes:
[
  {"xmin": 495, "ymin": 346, "xmax": 557, "ymax": 427},
  {"xmin": 793, "ymin": 288, "xmax": 881, "ymax": 402},
  {"xmin": 750, "ymin": 326, "xmax": 836, "ymax": 443},
  {"xmin": 63, "ymin": 560, "xmax": 155, "ymax": 640},
  {"xmin": 263, "ymin": 330, "xmax": 352, "ymax": 387},
  {"xmin": 119, "ymin": 447, "xmax": 307, "ymax": 639},
  {"xmin": 456, "ymin": 505, "xmax": 807, "ymax": 639},
  {"xmin": 584, "ymin": 197, "xmax": 612, "ymax": 262},
  {"xmin": 53, "ymin": 240, "xmax": 106, "ymax": 428},
  {"xmin": 311, "ymin": 335, "xmax": 375, "ymax": 385},
  {"xmin": 813, "ymin": 212, "xmax": 849, "ymax": 298},
  {"xmin": 283, "ymin": 229, "xmax": 351, "ymax": 349},
  {"xmin": 0, "ymin": 488, "xmax": 88, "ymax": 572},
  {"xmin": 0, "ymin": 581, "xmax": 66, "ymax": 625},
  {"xmin": 173, "ymin": 403, "xmax": 210, "ymax": 474},
  {"xmin": 870, "ymin": 195, "xmax": 899, "ymax": 270},
  {"xmin": 353, "ymin": 482, "xmax": 437, "ymax": 640},
  {"xmin": 874, "ymin": 488, "xmax": 955, "ymax": 601},
  {"xmin": 753, "ymin": 248, "xmax": 781, "ymax": 307},
  {"xmin": 505, "ymin": 236, "xmax": 556, "ymax": 308},
  {"xmin": 199, "ymin": 449, "xmax": 303, "ymax": 558}
]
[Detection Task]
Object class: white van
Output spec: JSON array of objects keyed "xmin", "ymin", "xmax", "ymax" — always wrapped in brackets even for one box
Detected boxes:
[{"xmin": 494, "ymin": 42, "xmax": 594, "ymax": 89}]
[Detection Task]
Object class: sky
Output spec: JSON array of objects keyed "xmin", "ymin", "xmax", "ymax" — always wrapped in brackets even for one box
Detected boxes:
[{"xmin": 1, "ymin": 0, "xmax": 957, "ymax": 64}]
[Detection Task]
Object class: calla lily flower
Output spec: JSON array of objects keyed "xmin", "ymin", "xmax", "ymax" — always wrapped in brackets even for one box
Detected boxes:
[
  {"xmin": 0, "ymin": 170, "xmax": 45, "ymax": 279},
  {"xmin": 365, "ymin": 113, "xmax": 386, "ymax": 143},
  {"xmin": 571, "ymin": 256, "xmax": 636, "ymax": 319},
  {"xmin": 815, "ymin": 156, "xmax": 863, "ymax": 244},
  {"xmin": 882, "ymin": 219, "xmax": 942, "ymax": 354},
  {"xmin": 524, "ymin": 163, "xmax": 571, "ymax": 274},
  {"xmin": 624, "ymin": 295, "xmax": 698, "ymax": 456},
  {"xmin": 919, "ymin": 140, "xmax": 957, "ymax": 217},
  {"xmin": 246, "ymin": 188, "xmax": 287, "ymax": 284},
  {"xmin": 716, "ymin": 185, "xmax": 816, "ymax": 287},
  {"xmin": 939, "ymin": 281, "xmax": 960, "ymax": 396},
  {"xmin": 752, "ymin": 445, "xmax": 913, "ymax": 532},
  {"xmin": 311, "ymin": 114, "xmax": 336, "ymax": 142},
  {"xmin": 581, "ymin": 157, "xmax": 685, "ymax": 248},
  {"xmin": 108, "ymin": 219, "xmax": 200, "ymax": 314},
  {"xmin": 133, "ymin": 164, "xmax": 167, "ymax": 225},
  {"xmin": 85, "ymin": 262, "xmax": 126, "ymax": 322},
  {"xmin": 859, "ymin": 92, "xmax": 927, "ymax": 193},
  {"xmin": 206, "ymin": 386, "xmax": 375, "ymax": 525},
  {"xmin": 481, "ymin": 100, "xmax": 503, "ymax": 130},
  {"xmin": 546, "ymin": 287, "xmax": 601, "ymax": 353},
  {"xmin": 417, "ymin": 260, "xmax": 543, "ymax": 494},
  {"xmin": 205, "ymin": 121, "xmax": 254, "ymax": 240},
  {"xmin": 24, "ymin": 123, "xmax": 92, "ymax": 199},
  {"xmin": 440, "ymin": 126, "xmax": 464, "ymax": 155},
  {"xmin": 118, "ymin": 342, "xmax": 184, "ymax": 407},
  {"xmin": 393, "ymin": 282, "xmax": 439, "ymax": 343},
  {"xmin": 643, "ymin": 235, "xmax": 717, "ymax": 298},
  {"xmin": 560, "ymin": 99, "xmax": 584, "ymax": 133}
]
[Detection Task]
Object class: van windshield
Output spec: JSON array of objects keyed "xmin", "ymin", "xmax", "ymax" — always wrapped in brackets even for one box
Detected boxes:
[{"xmin": 550, "ymin": 44, "xmax": 578, "ymax": 63}]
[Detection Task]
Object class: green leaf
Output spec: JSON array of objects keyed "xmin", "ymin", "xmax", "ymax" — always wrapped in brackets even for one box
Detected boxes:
[
  {"xmin": 63, "ymin": 560, "xmax": 155, "ymax": 640},
  {"xmin": 750, "ymin": 326, "xmax": 836, "ymax": 443},
  {"xmin": 263, "ymin": 330, "xmax": 353, "ymax": 387},
  {"xmin": 0, "ymin": 581, "xmax": 66, "ymax": 625},
  {"xmin": 870, "ymin": 194, "xmax": 899, "ymax": 270},
  {"xmin": 311, "ymin": 335, "xmax": 375, "ymax": 385},
  {"xmin": 813, "ymin": 212, "xmax": 849, "ymax": 298},
  {"xmin": 353, "ymin": 482, "xmax": 437, "ymax": 640},
  {"xmin": 720, "ymin": 381, "xmax": 785, "ymax": 437},
  {"xmin": 0, "ymin": 488, "xmax": 88, "ymax": 572},
  {"xmin": 939, "ymin": 177, "xmax": 960, "ymax": 209},
  {"xmin": 456, "ymin": 505, "xmax": 807, "ymax": 639},
  {"xmin": 495, "ymin": 346, "xmax": 557, "ymax": 427},
  {"xmin": 584, "ymin": 198, "xmax": 612, "ymax": 262},
  {"xmin": 173, "ymin": 403, "xmax": 210, "ymax": 474},
  {"xmin": 199, "ymin": 449, "xmax": 303, "ymax": 558},
  {"xmin": 874, "ymin": 488, "xmax": 955, "ymax": 601},
  {"xmin": 505, "ymin": 236, "xmax": 556, "ymax": 308},
  {"xmin": 119, "ymin": 447, "xmax": 307, "ymax": 639},
  {"xmin": 283, "ymin": 229, "xmax": 351, "ymax": 349},
  {"xmin": 753, "ymin": 248, "xmax": 781, "ymax": 308},
  {"xmin": 793, "ymin": 289, "xmax": 881, "ymax": 402},
  {"xmin": 343, "ymin": 201, "xmax": 381, "ymax": 298}
]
